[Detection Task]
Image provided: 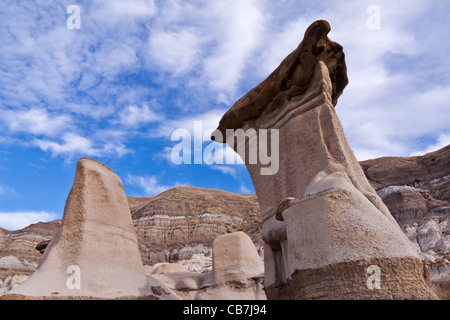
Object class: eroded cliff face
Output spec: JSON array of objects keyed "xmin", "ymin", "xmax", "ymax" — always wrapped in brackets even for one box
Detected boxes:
[
  {"xmin": 0, "ymin": 221, "xmax": 61, "ymax": 295},
  {"xmin": 361, "ymin": 145, "xmax": 450, "ymax": 299},
  {"xmin": 129, "ymin": 186, "xmax": 262, "ymax": 267},
  {"xmin": 361, "ymin": 147, "xmax": 449, "ymax": 262},
  {"xmin": 0, "ymin": 222, "xmax": 61, "ymax": 281}
]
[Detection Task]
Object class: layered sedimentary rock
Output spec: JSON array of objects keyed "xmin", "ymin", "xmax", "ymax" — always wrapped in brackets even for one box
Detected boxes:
[
  {"xmin": 361, "ymin": 146, "xmax": 450, "ymax": 299},
  {"xmin": 130, "ymin": 187, "xmax": 262, "ymax": 266},
  {"xmin": 0, "ymin": 187, "xmax": 262, "ymax": 295},
  {"xmin": 3, "ymin": 158, "xmax": 175, "ymax": 300},
  {"xmin": 213, "ymin": 20, "xmax": 437, "ymax": 299},
  {"xmin": 361, "ymin": 146, "xmax": 450, "ymax": 260},
  {"xmin": 1, "ymin": 145, "xmax": 448, "ymax": 298},
  {"xmin": 0, "ymin": 221, "xmax": 60, "ymax": 282},
  {"xmin": 362, "ymin": 146, "xmax": 450, "ymax": 201}
]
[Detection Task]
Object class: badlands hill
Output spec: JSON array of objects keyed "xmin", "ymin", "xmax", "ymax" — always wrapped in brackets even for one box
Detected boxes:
[
  {"xmin": 129, "ymin": 186, "xmax": 262, "ymax": 266},
  {"xmin": 361, "ymin": 145, "xmax": 450, "ymax": 298},
  {"xmin": 0, "ymin": 145, "xmax": 449, "ymax": 297},
  {"xmin": 362, "ymin": 145, "xmax": 449, "ymax": 264}
]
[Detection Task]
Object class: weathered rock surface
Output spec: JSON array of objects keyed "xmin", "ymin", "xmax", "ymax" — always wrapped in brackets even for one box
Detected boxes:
[
  {"xmin": 0, "ymin": 274, "xmax": 29, "ymax": 296},
  {"xmin": 152, "ymin": 232, "xmax": 266, "ymax": 300},
  {"xmin": 361, "ymin": 146, "xmax": 450, "ymax": 299},
  {"xmin": 213, "ymin": 20, "xmax": 437, "ymax": 300},
  {"xmin": 177, "ymin": 253, "xmax": 212, "ymax": 273},
  {"xmin": 0, "ymin": 220, "xmax": 60, "ymax": 281},
  {"xmin": 0, "ymin": 187, "xmax": 261, "ymax": 297},
  {"xmin": 1, "ymin": 145, "xmax": 448, "ymax": 298},
  {"xmin": 202, "ymin": 232, "xmax": 264, "ymax": 286},
  {"xmin": 2, "ymin": 158, "xmax": 177, "ymax": 300},
  {"xmin": 130, "ymin": 187, "xmax": 262, "ymax": 266},
  {"xmin": 361, "ymin": 145, "xmax": 450, "ymax": 201}
]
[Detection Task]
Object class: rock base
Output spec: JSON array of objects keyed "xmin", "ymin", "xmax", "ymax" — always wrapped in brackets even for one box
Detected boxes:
[{"xmin": 265, "ymin": 257, "xmax": 437, "ymax": 300}]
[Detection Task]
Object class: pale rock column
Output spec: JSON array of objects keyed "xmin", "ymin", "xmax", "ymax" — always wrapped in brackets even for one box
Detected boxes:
[
  {"xmin": 7, "ymin": 158, "xmax": 174, "ymax": 299},
  {"xmin": 198, "ymin": 232, "xmax": 266, "ymax": 300},
  {"xmin": 212, "ymin": 20, "xmax": 437, "ymax": 300}
]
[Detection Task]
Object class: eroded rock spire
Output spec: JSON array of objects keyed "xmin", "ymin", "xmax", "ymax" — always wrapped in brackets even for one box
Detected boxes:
[
  {"xmin": 6, "ymin": 158, "xmax": 175, "ymax": 300},
  {"xmin": 213, "ymin": 20, "xmax": 438, "ymax": 300}
]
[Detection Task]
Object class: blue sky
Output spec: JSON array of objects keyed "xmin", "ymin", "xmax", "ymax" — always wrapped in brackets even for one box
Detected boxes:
[{"xmin": 0, "ymin": 0, "xmax": 449, "ymax": 230}]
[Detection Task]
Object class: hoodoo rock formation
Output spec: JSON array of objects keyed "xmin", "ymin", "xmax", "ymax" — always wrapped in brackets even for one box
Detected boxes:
[
  {"xmin": 1, "ymin": 146, "xmax": 448, "ymax": 298},
  {"xmin": 151, "ymin": 232, "xmax": 266, "ymax": 300},
  {"xmin": 198, "ymin": 232, "xmax": 265, "ymax": 299},
  {"xmin": 0, "ymin": 20, "xmax": 447, "ymax": 300},
  {"xmin": 213, "ymin": 20, "xmax": 437, "ymax": 299},
  {"xmin": 3, "ymin": 158, "xmax": 176, "ymax": 300}
]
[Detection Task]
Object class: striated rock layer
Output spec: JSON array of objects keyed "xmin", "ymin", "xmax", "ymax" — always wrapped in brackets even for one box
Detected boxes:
[
  {"xmin": 213, "ymin": 20, "xmax": 437, "ymax": 300},
  {"xmin": 361, "ymin": 145, "xmax": 450, "ymax": 299},
  {"xmin": 361, "ymin": 146, "xmax": 450, "ymax": 260},
  {"xmin": 130, "ymin": 187, "xmax": 262, "ymax": 266},
  {"xmin": 1, "ymin": 145, "xmax": 448, "ymax": 298},
  {"xmin": 0, "ymin": 221, "xmax": 60, "ymax": 282}
]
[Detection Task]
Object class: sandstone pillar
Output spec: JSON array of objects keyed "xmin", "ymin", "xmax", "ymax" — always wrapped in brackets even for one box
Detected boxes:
[
  {"xmin": 198, "ymin": 232, "xmax": 266, "ymax": 300},
  {"xmin": 213, "ymin": 20, "xmax": 437, "ymax": 300},
  {"xmin": 7, "ymin": 158, "xmax": 164, "ymax": 299}
]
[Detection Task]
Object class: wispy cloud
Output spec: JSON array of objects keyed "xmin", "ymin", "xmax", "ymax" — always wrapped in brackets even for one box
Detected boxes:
[
  {"xmin": 238, "ymin": 185, "xmax": 253, "ymax": 194},
  {"xmin": 199, "ymin": 0, "xmax": 266, "ymax": 99},
  {"xmin": 147, "ymin": 29, "xmax": 202, "ymax": 76},
  {"xmin": 0, "ymin": 0, "xmax": 159, "ymax": 160},
  {"xmin": 0, "ymin": 211, "xmax": 58, "ymax": 231},
  {"xmin": 0, "ymin": 184, "xmax": 15, "ymax": 196},
  {"xmin": 210, "ymin": 166, "xmax": 239, "ymax": 179},
  {"xmin": 410, "ymin": 133, "xmax": 450, "ymax": 157},
  {"xmin": 126, "ymin": 174, "xmax": 184, "ymax": 196},
  {"xmin": 117, "ymin": 104, "xmax": 163, "ymax": 127},
  {"xmin": 34, "ymin": 132, "xmax": 131, "ymax": 159},
  {"xmin": 0, "ymin": 108, "xmax": 72, "ymax": 137},
  {"xmin": 0, "ymin": 0, "xmax": 449, "ymax": 163},
  {"xmin": 150, "ymin": 109, "xmax": 225, "ymax": 139}
]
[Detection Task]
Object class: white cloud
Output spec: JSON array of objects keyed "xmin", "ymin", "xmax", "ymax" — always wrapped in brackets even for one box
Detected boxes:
[
  {"xmin": 144, "ymin": 0, "xmax": 267, "ymax": 102},
  {"xmin": 239, "ymin": 185, "xmax": 253, "ymax": 194},
  {"xmin": 147, "ymin": 29, "xmax": 202, "ymax": 76},
  {"xmin": 150, "ymin": 109, "xmax": 225, "ymax": 139},
  {"xmin": 0, "ymin": 211, "xmax": 58, "ymax": 231},
  {"xmin": 211, "ymin": 166, "xmax": 238, "ymax": 179},
  {"xmin": 410, "ymin": 133, "xmax": 450, "ymax": 156},
  {"xmin": 118, "ymin": 104, "xmax": 163, "ymax": 127},
  {"xmin": 126, "ymin": 174, "xmax": 182, "ymax": 196},
  {"xmin": 103, "ymin": 0, "xmax": 157, "ymax": 18},
  {"xmin": 0, "ymin": 0, "xmax": 449, "ymax": 165},
  {"xmin": 143, "ymin": 0, "xmax": 449, "ymax": 161},
  {"xmin": 35, "ymin": 133, "xmax": 94, "ymax": 157},
  {"xmin": 0, "ymin": 184, "xmax": 15, "ymax": 196},
  {"xmin": 0, "ymin": 108, "xmax": 72, "ymax": 137},
  {"xmin": 34, "ymin": 132, "xmax": 131, "ymax": 159},
  {"xmin": 279, "ymin": 0, "xmax": 450, "ymax": 161},
  {"xmin": 200, "ymin": 0, "xmax": 266, "ymax": 97},
  {"xmin": 0, "ymin": 0, "xmax": 157, "ymax": 160},
  {"xmin": 254, "ymin": 17, "xmax": 311, "ymax": 77}
]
